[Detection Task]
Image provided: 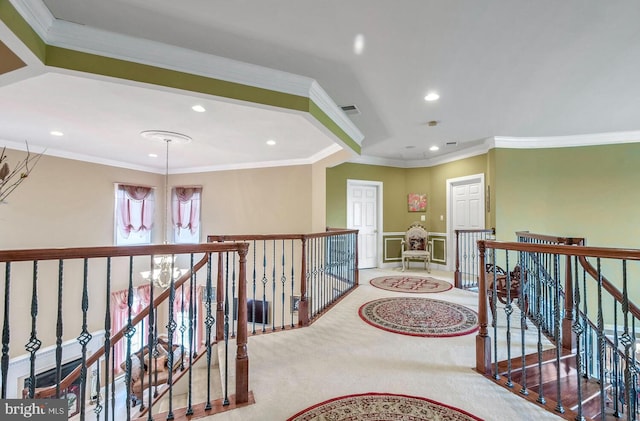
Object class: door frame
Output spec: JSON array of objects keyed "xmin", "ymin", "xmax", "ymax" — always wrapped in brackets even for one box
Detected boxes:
[
  {"xmin": 446, "ymin": 173, "xmax": 485, "ymax": 271},
  {"xmin": 346, "ymin": 179, "xmax": 383, "ymax": 268}
]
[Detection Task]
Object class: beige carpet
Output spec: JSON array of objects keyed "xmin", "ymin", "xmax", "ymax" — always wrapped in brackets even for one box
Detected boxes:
[{"xmin": 201, "ymin": 268, "xmax": 564, "ymax": 421}]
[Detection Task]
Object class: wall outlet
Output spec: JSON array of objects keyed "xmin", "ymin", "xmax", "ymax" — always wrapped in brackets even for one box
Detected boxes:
[
  {"xmin": 420, "ymin": 215, "xmax": 426, "ymax": 221},
  {"xmin": 440, "ymin": 215, "xmax": 444, "ymax": 221}
]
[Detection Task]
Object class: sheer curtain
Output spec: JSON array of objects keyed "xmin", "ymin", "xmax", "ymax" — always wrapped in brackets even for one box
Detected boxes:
[
  {"xmin": 110, "ymin": 289, "xmax": 131, "ymax": 372},
  {"xmin": 172, "ymin": 187, "xmax": 201, "ymax": 237},
  {"xmin": 117, "ymin": 184, "xmax": 155, "ymax": 238}
]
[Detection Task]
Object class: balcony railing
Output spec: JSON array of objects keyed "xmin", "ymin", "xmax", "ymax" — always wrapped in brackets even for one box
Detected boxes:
[
  {"xmin": 476, "ymin": 237, "xmax": 640, "ymax": 420},
  {"xmin": 0, "ymin": 228, "xmax": 358, "ymax": 421}
]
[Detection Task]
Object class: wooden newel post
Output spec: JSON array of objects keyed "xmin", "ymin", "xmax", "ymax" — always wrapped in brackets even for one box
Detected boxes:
[
  {"xmin": 235, "ymin": 244, "xmax": 249, "ymax": 404},
  {"xmin": 298, "ymin": 237, "xmax": 309, "ymax": 327},
  {"xmin": 475, "ymin": 240, "xmax": 492, "ymax": 375}
]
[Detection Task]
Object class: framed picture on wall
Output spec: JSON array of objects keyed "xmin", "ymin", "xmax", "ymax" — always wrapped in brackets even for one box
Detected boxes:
[{"xmin": 407, "ymin": 193, "xmax": 427, "ymax": 212}]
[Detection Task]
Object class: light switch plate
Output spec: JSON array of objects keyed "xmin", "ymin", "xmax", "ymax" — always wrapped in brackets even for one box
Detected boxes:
[{"xmin": 420, "ymin": 215, "xmax": 426, "ymax": 221}]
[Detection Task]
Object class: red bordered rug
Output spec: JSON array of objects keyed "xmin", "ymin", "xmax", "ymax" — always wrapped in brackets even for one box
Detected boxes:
[
  {"xmin": 287, "ymin": 392, "xmax": 483, "ymax": 421},
  {"xmin": 358, "ymin": 297, "xmax": 478, "ymax": 337},
  {"xmin": 370, "ymin": 275, "xmax": 453, "ymax": 293}
]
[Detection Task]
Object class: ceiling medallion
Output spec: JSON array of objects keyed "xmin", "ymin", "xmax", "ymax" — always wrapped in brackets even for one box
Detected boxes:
[{"xmin": 140, "ymin": 130, "xmax": 192, "ymax": 144}]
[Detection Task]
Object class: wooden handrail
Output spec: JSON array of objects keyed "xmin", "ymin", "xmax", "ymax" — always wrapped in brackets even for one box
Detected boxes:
[
  {"xmin": 25, "ymin": 242, "xmax": 249, "ymax": 399},
  {"xmin": 479, "ymin": 239, "xmax": 640, "ymax": 323},
  {"xmin": 577, "ymin": 255, "xmax": 640, "ymax": 320},
  {"xmin": 515, "ymin": 231, "xmax": 584, "ymax": 246}
]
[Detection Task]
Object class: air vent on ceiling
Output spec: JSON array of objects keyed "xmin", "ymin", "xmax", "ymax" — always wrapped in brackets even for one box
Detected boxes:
[
  {"xmin": 340, "ymin": 105, "xmax": 360, "ymax": 115},
  {"xmin": 445, "ymin": 141, "xmax": 458, "ymax": 147}
]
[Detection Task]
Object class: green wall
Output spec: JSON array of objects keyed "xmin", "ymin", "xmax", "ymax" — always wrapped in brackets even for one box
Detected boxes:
[
  {"xmin": 494, "ymin": 143, "xmax": 640, "ymax": 247},
  {"xmin": 326, "ymin": 155, "xmax": 490, "ymax": 234}
]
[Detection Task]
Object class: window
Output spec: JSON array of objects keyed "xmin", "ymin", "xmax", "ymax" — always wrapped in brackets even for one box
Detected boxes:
[
  {"xmin": 172, "ymin": 186, "xmax": 202, "ymax": 244},
  {"xmin": 114, "ymin": 184, "xmax": 155, "ymax": 245}
]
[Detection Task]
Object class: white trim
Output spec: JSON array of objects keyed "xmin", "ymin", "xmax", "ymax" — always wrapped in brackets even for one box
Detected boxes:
[
  {"xmin": 7, "ymin": 330, "xmax": 106, "ymax": 399},
  {"xmin": 384, "ymin": 237, "xmax": 402, "ymax": 262},
  {"xmin": 430, "ymin": 237, "xmax": 447, "ymax": 264},
  {"xmin": 494, "ymin": 131, "xmax": 640, "ymax": 149},
  {"xmin": 347, "ymin": 179, "xmax": 383, "ymax": 268},
  {"xmin": 446, "ymin": 174, "xmax": 485, "ymax": 271}
]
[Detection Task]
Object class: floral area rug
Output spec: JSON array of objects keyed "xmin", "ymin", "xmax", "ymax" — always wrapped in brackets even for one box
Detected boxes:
[
  {"xmin": 370, "ymin": 275, "xmax": 452, "ymax": 293},
  {"xmin": 358, "ymin": 297, "xmax": 478, "ymax": 337},
  {"xmin": 287, "ymin": 392, "xmax": 483, "ymax": 420}
]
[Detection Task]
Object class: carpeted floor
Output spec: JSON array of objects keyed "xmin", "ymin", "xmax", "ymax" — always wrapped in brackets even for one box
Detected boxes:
[
  {"xmin": 370, "ymin": 275, "xmax": 453, "ymax": 293},
  {"xmin": 287, "ymin": 392, "xmax": 484, "ymax": 421},
  {"xmin": 358, "ymin": 297, "xmax": 479, "ymax": 337},
  {"xmin": 196, "ymin": 268, "xmax": 563, "ymax": 421}
]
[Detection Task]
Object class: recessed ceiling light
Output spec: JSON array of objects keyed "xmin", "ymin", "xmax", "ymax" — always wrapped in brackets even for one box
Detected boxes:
[
  {"xmin": 429, "ymin": 146, "xmax": 440, "ymax": 151},
  {"xmin": 405, "ymin": 145, "xmax": 416, "ymax": 149},
  {"xmin": 266, "ymin": 139, "xmax": 276, "ymax": 146},
  {"xmin": 192, "ymin": 105, "xmax": 206, "ymax": 112},
  {"xmin": 353, "ymin": 34, "xmax": 365, "ymax": 55},
  {"xmin": 148, "ymin": 153, "xmax": 158, "ymax": 158},
  {"xmin": 50, "ymin": 131, "xmax": 64, "ymax": 137},
  {"xmin": 424, "ymin": 92, "xmax": 440, "ymax": 102}
]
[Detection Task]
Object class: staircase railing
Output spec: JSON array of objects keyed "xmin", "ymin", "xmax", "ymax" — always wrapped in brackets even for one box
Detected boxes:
[
  {"xmin": 207, "ymin": 228, "xmax": 359, "ymax": 330},
  {"xmin": 476, "ymin": 238, "xmax": 640, "ymax": 420},
  {"xmin": 0, "ymin": 243, "xmax": 249, "ymax": 421},
  {"xmin": 1, "ymin": 228, "xmax": 357, "ymax": 421},
  {"xmin": 454, "ymin": 228, "xmax": 495, "ymax": 289}
]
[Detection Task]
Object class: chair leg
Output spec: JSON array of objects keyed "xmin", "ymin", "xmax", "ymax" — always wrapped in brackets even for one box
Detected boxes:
[
  {"xmin": 488, "ymin": 295, "xmax": 497, "ymax": 327},
  {"xmin": 402, "ymin": 258, "xmax": 406, "ymax": 271}
]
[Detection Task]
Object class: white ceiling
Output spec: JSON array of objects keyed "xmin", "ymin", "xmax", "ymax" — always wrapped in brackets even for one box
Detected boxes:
[{"xmin": 2, "ymin": 0, "xmax": 640, "ymax": 173}]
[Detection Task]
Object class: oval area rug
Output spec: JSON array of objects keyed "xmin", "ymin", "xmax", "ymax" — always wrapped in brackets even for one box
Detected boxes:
[
  {"xmin": 370, "ymin": 275, "xmax": 452, "ymax": 293},
  {"xmin": 358, "ymin": 297, "xmax": 478, "ymax": 337},
  {"xmin": 287, "ymin": 392, "xmax": 483, "ymax": 421}
]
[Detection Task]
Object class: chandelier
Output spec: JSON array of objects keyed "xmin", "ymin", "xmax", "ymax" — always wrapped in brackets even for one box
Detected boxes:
[
  {"xmin": 139, "ymin": 130, "xmax": 192, "ymax": 289},
  {"xmin": 140, "ymin": 255, "xmax": 185, "ymax": 289}
]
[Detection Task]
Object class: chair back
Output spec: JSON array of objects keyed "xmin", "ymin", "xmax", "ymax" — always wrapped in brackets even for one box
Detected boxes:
[{"xmin": 405, "ymin": 223, "xmax": 429, "ymax": 251}]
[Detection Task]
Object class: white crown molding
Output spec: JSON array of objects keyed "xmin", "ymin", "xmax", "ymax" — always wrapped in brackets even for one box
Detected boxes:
[
  {"xmin": 494, "ymin": 131, "xmax": 640, "ymax": 149},
  {"xmin": 175, "ymin": 144, "xmax": 345, "ymax": 174},
  {"xmin": 8, "ymin": 0, "xmax": 55, "ymax": 40},
  {"xmin": 351, "ymin": 139, "xmax": 491, "ymax": 169},
  {"xmin": 309, "ymin": 81, "xmax": 363, "ymax": 146}
]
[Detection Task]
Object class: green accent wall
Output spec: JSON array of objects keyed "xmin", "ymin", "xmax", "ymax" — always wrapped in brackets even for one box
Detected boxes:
[
  {"xmin": 494, "ymin": 143, "xmax": 640, "ymax": 247},
  {"xmin": 327, "ymin": 156, "xmax": 490, "ymax": 235}
]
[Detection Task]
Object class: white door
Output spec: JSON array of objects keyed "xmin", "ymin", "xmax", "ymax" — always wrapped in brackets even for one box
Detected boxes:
[
  {"xmin": 446, "ymin": 174, "xmax": 485, "ymax": 270},
  {"xmin": 347, "ymin": 181, "xmax": 380, "ymax": 269},
  {"xmin": 452, "ymin": 183, "xmax": 483, "ymax": 230}
]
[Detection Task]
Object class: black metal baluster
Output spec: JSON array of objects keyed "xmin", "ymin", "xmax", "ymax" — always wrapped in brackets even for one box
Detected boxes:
[
  {"xmin": 103, "ymin": 257, "xmax": 111, "ymax": 421},
  {"xmin": 231, "ymin": 251, "xmax": 237, "ymax": 338},
  {"xmin": 26, "ymin": 261, "xmax": 41, "ymax": 399},
  {"xmin": 166, "ymin": 260, "xmax": 177, "ymax": 421},
  {"xmin": 271, "ymin": 239, "xmax": 276, "ymax": 331},
  {"xmin": 572, "ymin": 256, "xmax": 584, "ymax": 420},
  {"xmin": 613, "ymin": 298, "xmax": 621, "ymax": 418},
  {"xmin": 519, "ymin": 251, "xmax": 528, "ymax": 397},
  {"xmin": 180, "ymin": 258, "xmax": 187, "ymax": 370},
  {"xmin": 280, "ymin": 239, "xmax": 286, "ymax": 330},
  {"xmin": 261, "ymin": 241, "xmax": 267, "ymax": 333},
  {"xmin": 78, "ymin": 258, "xmax": 93, "ymax": 421},
  {"xmin": 223, "ymin": 252, "xmax": 230, "ymax": 406},
  {"xmin": 123, "ymin": 257, "xmax": 135, "ymax": 419},
  {"xmin": 145, "ymin": 257, "xmax": 155, "ymax": 418},
  {"xmin": 535, "ymin": 252, "xmax": 546, "ymax": 406},
  {"xmin": 552, "ymin": 254, "xmax": 564, "ymax": 414},
  {"xmin": 620, "ymin": 260, "xmax": 634, "ymax": 421},
  {"xmin": 204, "ymin": 253, "xmax": 215, "ymax": 411},
  {"xmin": 252, "ymin": 240, "xmax": 257, "ymax": 334},
  {"xmin": 93, "ymin": 361, "xmax": 101, "ymax": 421},
  {"xmin": 186, "ymin": 253, "xmax": 195, "ymax": 416},
  {"xmin": 0, "ymin": 262, "xmax": 11, "ymax": 400},
  {"xmin": 504, "ymin": 253, "xmax": 513, "ymax": 388},
  {"xmin": 290, "ymin": 240, "xmax": 295, "ymax": 328},
  {"xmin": 490, "ymin": 252, "xmax": 499, "ymax": 380},
  {"xmin": 596, "ymin": 258, "xmax": 605, "ymax": 419},
  {"xmin": 55, "ymin": 259, "xmax": 64, "ymax": 398}
]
